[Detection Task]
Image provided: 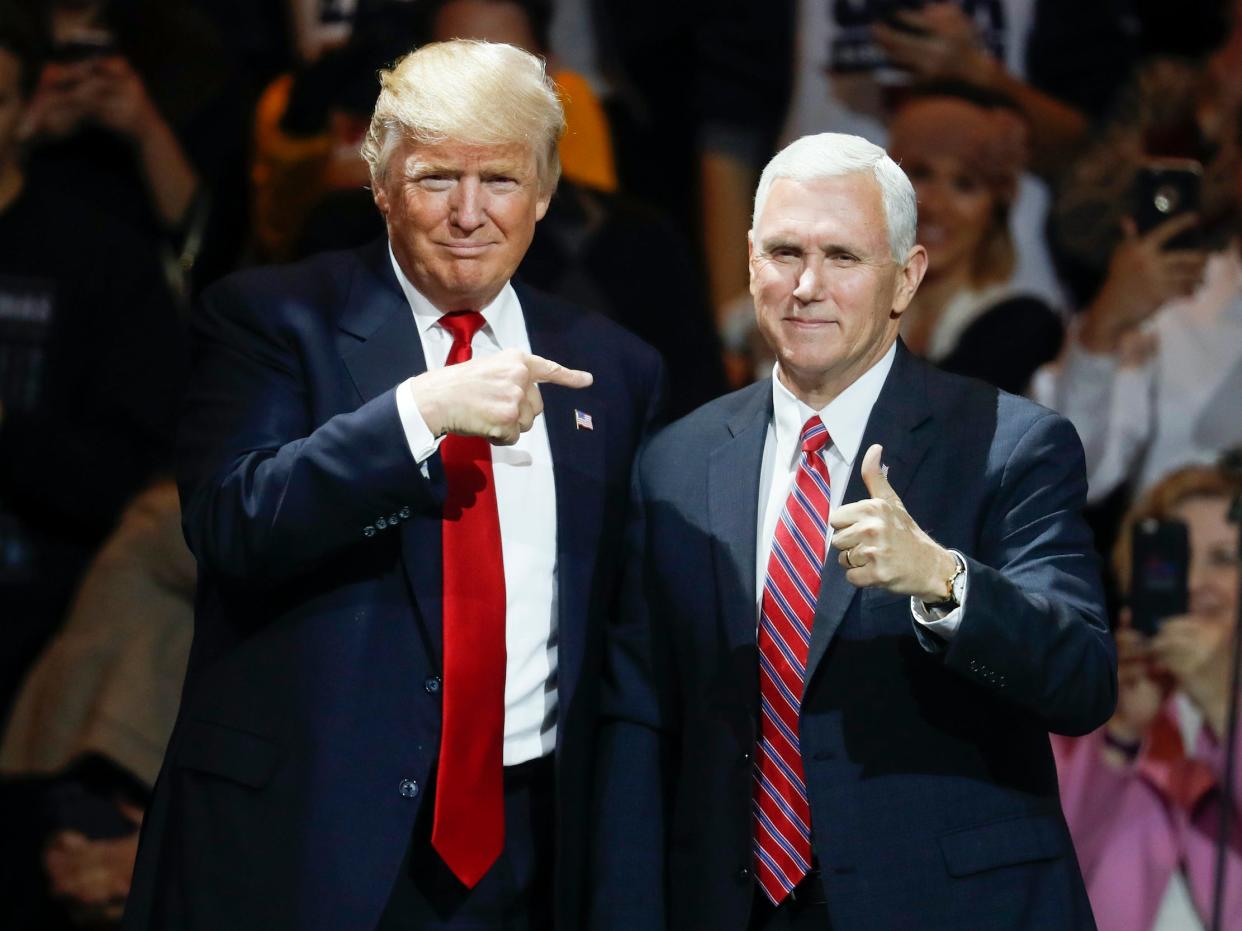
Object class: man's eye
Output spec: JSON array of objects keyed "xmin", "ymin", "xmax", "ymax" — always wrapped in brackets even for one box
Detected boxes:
[
  {"xmin": 830, "ymin": 253, "xmax": 859, "ymax": 264},
  {"xmin": 417, "ymin": 176, "xmax": 453, "ymax": 190},
  {"xmin": 770, "ymin": 248, "xmax": 800, "ymax": 260},
  {"xmin": 486, "ymin": 177, "xmax": 519, "ymax": 188}
]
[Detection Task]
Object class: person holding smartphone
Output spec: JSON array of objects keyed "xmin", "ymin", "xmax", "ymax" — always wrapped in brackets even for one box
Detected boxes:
[
  {"xmin": 1039, "ymin": 7, "xmax": 1242, "ymax": 505},
  {"xmin": 1053, "ymin": 464, "xmax": 1242, "ymax": 931}
]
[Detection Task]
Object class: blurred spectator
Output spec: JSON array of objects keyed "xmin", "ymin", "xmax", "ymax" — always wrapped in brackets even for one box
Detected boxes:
[
  {"xmin": 250, "ymin": 19, "xmax": 415, "ymax": 262},
  {"xmin": 1026, "ymin": 0, "xmax": 1231, "ymax": 124},
  {"xmin": 1051, "ymin": 2, "xmax": 1242, "ymax": 303},
  {"xmin": 0, "ymin": 4, "xmax": 185, "ymax": 728},
  {"xmin": 1041, "ymin": 15, "xmax": 1242, "ymax": 505},
  {"xmin": 888, "ymin": 82, "xmax": 1063, "ymax": 394},
  {"xmin": 0, "ymin": 482, "xmax": 193, "ymax": 930},
  {"xmin": 17, "ymin": 0, "xmax": 250, "ymax": 295},
  {"xmin": 287, "ymin": 0, "xmax": 361, "ymax": 63},
  {"xmin": 1053, "ymin": 464, "xmax": 1242, "ymax": 931}
]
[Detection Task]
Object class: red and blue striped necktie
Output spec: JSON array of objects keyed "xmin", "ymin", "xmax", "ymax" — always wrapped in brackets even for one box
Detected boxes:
[{"xmin": 754, "ymin": 415, "xmax": 830, "ymax": 904}]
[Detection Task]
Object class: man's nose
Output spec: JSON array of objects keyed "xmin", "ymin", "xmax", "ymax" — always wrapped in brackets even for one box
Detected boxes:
[
  {"xmin": 792, "ymin": 260, "xmax": 826, "ymax": 303},
  {"xmin": 449, "ymin": 178, "xmax": 485, "ymax": 232}
]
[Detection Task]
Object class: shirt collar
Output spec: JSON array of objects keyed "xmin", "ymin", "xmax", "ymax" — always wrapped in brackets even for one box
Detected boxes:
[
  {"xmin": 387, "ymin": 242, "xmax": 523, "ymax": 345},
  {"xmin": 771, "ymin": 340, "xmax": 897, "ymax": 470}
]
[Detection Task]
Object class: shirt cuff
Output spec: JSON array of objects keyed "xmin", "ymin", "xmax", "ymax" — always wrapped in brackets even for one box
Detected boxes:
[
  {"xmin": 909, "ymin": 551, "xmax": 970, "ymax": 639},
  {"xmin": 395, "ymin": 377, "xmax": 443, "ymax": 464}
]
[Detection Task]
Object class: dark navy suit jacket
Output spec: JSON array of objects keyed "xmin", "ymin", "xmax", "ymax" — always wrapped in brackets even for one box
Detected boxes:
[
  {"xmin": 592, "ymin": 343, "xmax": 1116, "ymax": 930},
  {"xmin": 122, "ymin": 239, "xmax": 664, "ymax": 931}
]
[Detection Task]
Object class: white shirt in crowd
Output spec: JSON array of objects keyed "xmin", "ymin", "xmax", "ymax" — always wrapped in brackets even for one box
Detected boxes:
[{"xmin": 1039, "ymin": 248, "xmax": 1242, "ymax": 503}]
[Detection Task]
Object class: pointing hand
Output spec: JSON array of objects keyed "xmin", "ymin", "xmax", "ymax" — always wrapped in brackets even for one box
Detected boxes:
[{"xmin": 412, "ymin": 348, "xmax": 593, "ymax": 445}]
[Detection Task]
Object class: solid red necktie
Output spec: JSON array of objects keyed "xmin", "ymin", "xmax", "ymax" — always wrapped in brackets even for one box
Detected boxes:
[
  {"xmin": 430, "ymin": 310, "xmax": 507, "ymax": 888},
  {"xmin": 754, "ymin": 416, "xmax": 830, "ymax": 904}
]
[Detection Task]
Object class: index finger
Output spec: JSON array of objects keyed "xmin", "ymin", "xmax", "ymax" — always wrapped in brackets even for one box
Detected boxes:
[
  {"xmin": 1144, "ymin": 211, "xmax": 1199, "ymax": 246},
  {"xmin": 527, "ymin": 354, "xmax": 594, "ymax": 388},
  {"xmin": 827, "ymin": 501, "xmax": 867, "ymax": 532}
]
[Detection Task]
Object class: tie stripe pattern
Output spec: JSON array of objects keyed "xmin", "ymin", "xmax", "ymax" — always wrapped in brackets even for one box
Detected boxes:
[{"xmin": 754, "ymin": 415, "xmax": 830, "ymax": 904}]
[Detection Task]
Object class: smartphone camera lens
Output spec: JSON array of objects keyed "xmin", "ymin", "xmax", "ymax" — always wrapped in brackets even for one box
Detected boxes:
[{"xmin": 1154, "ymin": 184, "xmax": 1180, "ymax": 215}]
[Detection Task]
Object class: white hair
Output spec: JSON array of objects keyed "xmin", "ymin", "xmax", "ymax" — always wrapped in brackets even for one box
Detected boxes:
[
  {"xmin": 362, "ymin": 39, "xmax": 565, "ymax": 192},
  {"xmin": 751, "ymin": 133, "xmax": 918, "ymax": 261}
]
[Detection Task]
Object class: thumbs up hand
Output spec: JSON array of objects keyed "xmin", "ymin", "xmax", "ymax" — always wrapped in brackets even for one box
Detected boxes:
[{"xmin": 828, "ymin": 444, "xmax": 958, "ymax": 602}]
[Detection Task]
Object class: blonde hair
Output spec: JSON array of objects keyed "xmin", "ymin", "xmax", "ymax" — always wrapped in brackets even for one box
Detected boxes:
[
  {"xmin": 1113, "ymin": 465, "xmax": 1242, "ymax": 594},
  {"xmin": 362, "ymin": 39, "xmax": 565, "ymax": 192}
]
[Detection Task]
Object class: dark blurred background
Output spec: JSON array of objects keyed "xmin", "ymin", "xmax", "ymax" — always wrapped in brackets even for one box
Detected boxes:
[{"xmin": 0, "ymin": 0, "xmax": 1240, "ymax": 927}]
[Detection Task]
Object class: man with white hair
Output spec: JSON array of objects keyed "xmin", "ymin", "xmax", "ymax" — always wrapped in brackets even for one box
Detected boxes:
[
  {"xmin": 591, "ymin": 133, "xmax": 1114, "ymax": 930},
  {"xmin": 123, "ymin": 40, "xmax": 663, "ymax": 930}
]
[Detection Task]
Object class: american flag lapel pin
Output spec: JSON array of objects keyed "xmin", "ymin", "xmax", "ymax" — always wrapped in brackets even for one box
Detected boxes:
[{"xmin": 574, "ymin": 409, "xmax": 594, "ymax": 431}]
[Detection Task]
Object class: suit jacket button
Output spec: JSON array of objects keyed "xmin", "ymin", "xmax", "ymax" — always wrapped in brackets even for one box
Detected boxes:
[
  {"xmin": 363, "ymin": 526, "xmax": 376, "ymax": 538},
  {"xmin": 376, "ymin": 517, "xmax": 388, "ymax": 530},
  {"xmin": 399, "ymin": 779, "xmax": 419, "ymax": 798},
  {"xmin": 390, "ymin": 512, "xmax": 401, "ymax": 525},
  {"xmin": 399, "ymin": 506, "xmax": 411, "ymax": 519},
  {"xmin": 737, "ymin": 866, "xmax": 752, "ymax": 882},
  {"xmin": 425, "ymin": 676, "xmax": 442, "ymax": 694}
]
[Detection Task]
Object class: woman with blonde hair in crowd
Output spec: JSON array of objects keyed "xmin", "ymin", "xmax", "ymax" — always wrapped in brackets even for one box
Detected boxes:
[
  {"xmin": 1054, "ymin": 464, "xmax": 1242, "ymax": 931},
  {"xmin": 887, "ymin": 81, "xmax": 1064, "ymax": 395}
]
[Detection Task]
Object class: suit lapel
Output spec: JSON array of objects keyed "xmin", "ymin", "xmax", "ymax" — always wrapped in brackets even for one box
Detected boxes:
[
  {"xmin": 803, "ymin": 343, "xmax": 935, "ymax": 691},
  {"xmin": 337, "ymin": 241, "xmax": 446, "ymax": 662},
  {"xmin": 708, "ymin": 382, "xmax": 772, "ymax": 713},
  {"xmin": 519, "ymin": 287, "xmax": 604, "ymax": 725}
]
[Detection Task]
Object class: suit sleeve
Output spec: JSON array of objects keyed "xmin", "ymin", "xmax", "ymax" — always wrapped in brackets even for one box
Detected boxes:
[
  {"xmin": 177, "ymin": 282, "xmax": 437, "ymax": 589},
  {"xmin": 590, "ymin": 451, "xmax": 678, "ymax": 930},
  {"xmin": 918, "ymin": 411, "xmax": 1117, "ymax": 735}
]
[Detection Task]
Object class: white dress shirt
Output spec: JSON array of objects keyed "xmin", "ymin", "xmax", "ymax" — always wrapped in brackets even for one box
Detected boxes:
[
  {"xmin": 755, "ymin": 342, "xmax": 966, "ymax": 640},
  {"xmin": 388, "ymin": 248, "xmax": 558, "ymax": 766},
  {"xmin": 1045, "ymin": 248, "xmax": 1242, "ymax": 503}
]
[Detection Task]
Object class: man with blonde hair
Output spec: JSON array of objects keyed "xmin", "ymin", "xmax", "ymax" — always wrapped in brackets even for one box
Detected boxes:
[{"xmin": 124, "ymin": 40, "xmax": 663, "ymax": 931}]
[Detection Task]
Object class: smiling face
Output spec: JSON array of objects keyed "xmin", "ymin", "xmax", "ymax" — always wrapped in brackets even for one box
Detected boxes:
[
  {"xmin": 373, "ymin": 138, "xmax": 551, "ymax": 311},
  {"xmin": 899, "ymin": 151, "xmax": 996, "ymax": 281},
  {"xmin": 749, "ymin": 173, "xmax": 926, "ymax": 407},
  {"xmin": 1172, "ymin": 495, "xmax": 1239, "ymax": 628}
]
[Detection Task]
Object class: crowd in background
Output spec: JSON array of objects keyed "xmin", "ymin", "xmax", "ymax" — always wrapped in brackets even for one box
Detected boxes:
[{"xmin": 0, "ymin": 0, "xmax": 1240, "ymax": 927}]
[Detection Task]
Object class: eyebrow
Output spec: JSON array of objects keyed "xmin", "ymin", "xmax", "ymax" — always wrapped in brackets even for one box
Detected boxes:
[
  {"xmin": 758, "ymin": 235, "xmax": 859, "ymax": 255},
  {"xmin": 404, "ymin": 160, "xmax": 525, "ymax": 179},
  {"xmin": 757, "ymin": 236, "xmax": 801, "ymax": 252}
]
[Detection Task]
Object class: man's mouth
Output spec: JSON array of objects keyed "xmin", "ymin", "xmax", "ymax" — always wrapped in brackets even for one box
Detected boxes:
[{"xmin": 440, "ymin": 242, "xmax": 494, "ymax": 255}]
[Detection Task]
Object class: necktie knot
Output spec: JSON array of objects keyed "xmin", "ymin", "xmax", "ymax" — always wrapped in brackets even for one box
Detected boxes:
[
  {"xmin": 800, "ymin": 416, "xmax": 829, "ymax": 455},
  {"xmin": 439, "ymin": 310, "xmax": 486, "ymax": 364}
]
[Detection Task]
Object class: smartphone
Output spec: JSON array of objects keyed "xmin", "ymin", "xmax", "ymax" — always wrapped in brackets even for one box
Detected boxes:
[
  {"xmin": 1130, "ymin": 518, "xmax": 1190, "ymax": 637},
  {"xmin": 1132, "ymin": 159, "xmax": 1203, "ymax": 251}
]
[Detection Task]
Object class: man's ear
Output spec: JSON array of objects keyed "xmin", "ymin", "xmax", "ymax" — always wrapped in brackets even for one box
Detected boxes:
[
  {"xmin": 747, "ymin": 230, "xmax": 759, "ymax": 295},
  {"xmin": 535, "ymin": 188, "xmax": 552, "ymax": 222},
  {"xmin": 372, "ymin": 178, "xmax": 389, "ymax": 217},
  {"xmin": 891, "ymin": 244, "xmax": 928, "ymax": 317}
]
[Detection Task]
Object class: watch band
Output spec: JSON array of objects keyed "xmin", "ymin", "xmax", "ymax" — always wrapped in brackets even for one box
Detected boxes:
[{"xmin": 924, "ymin": 551, "xmax": 966, "ymax": 611}]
